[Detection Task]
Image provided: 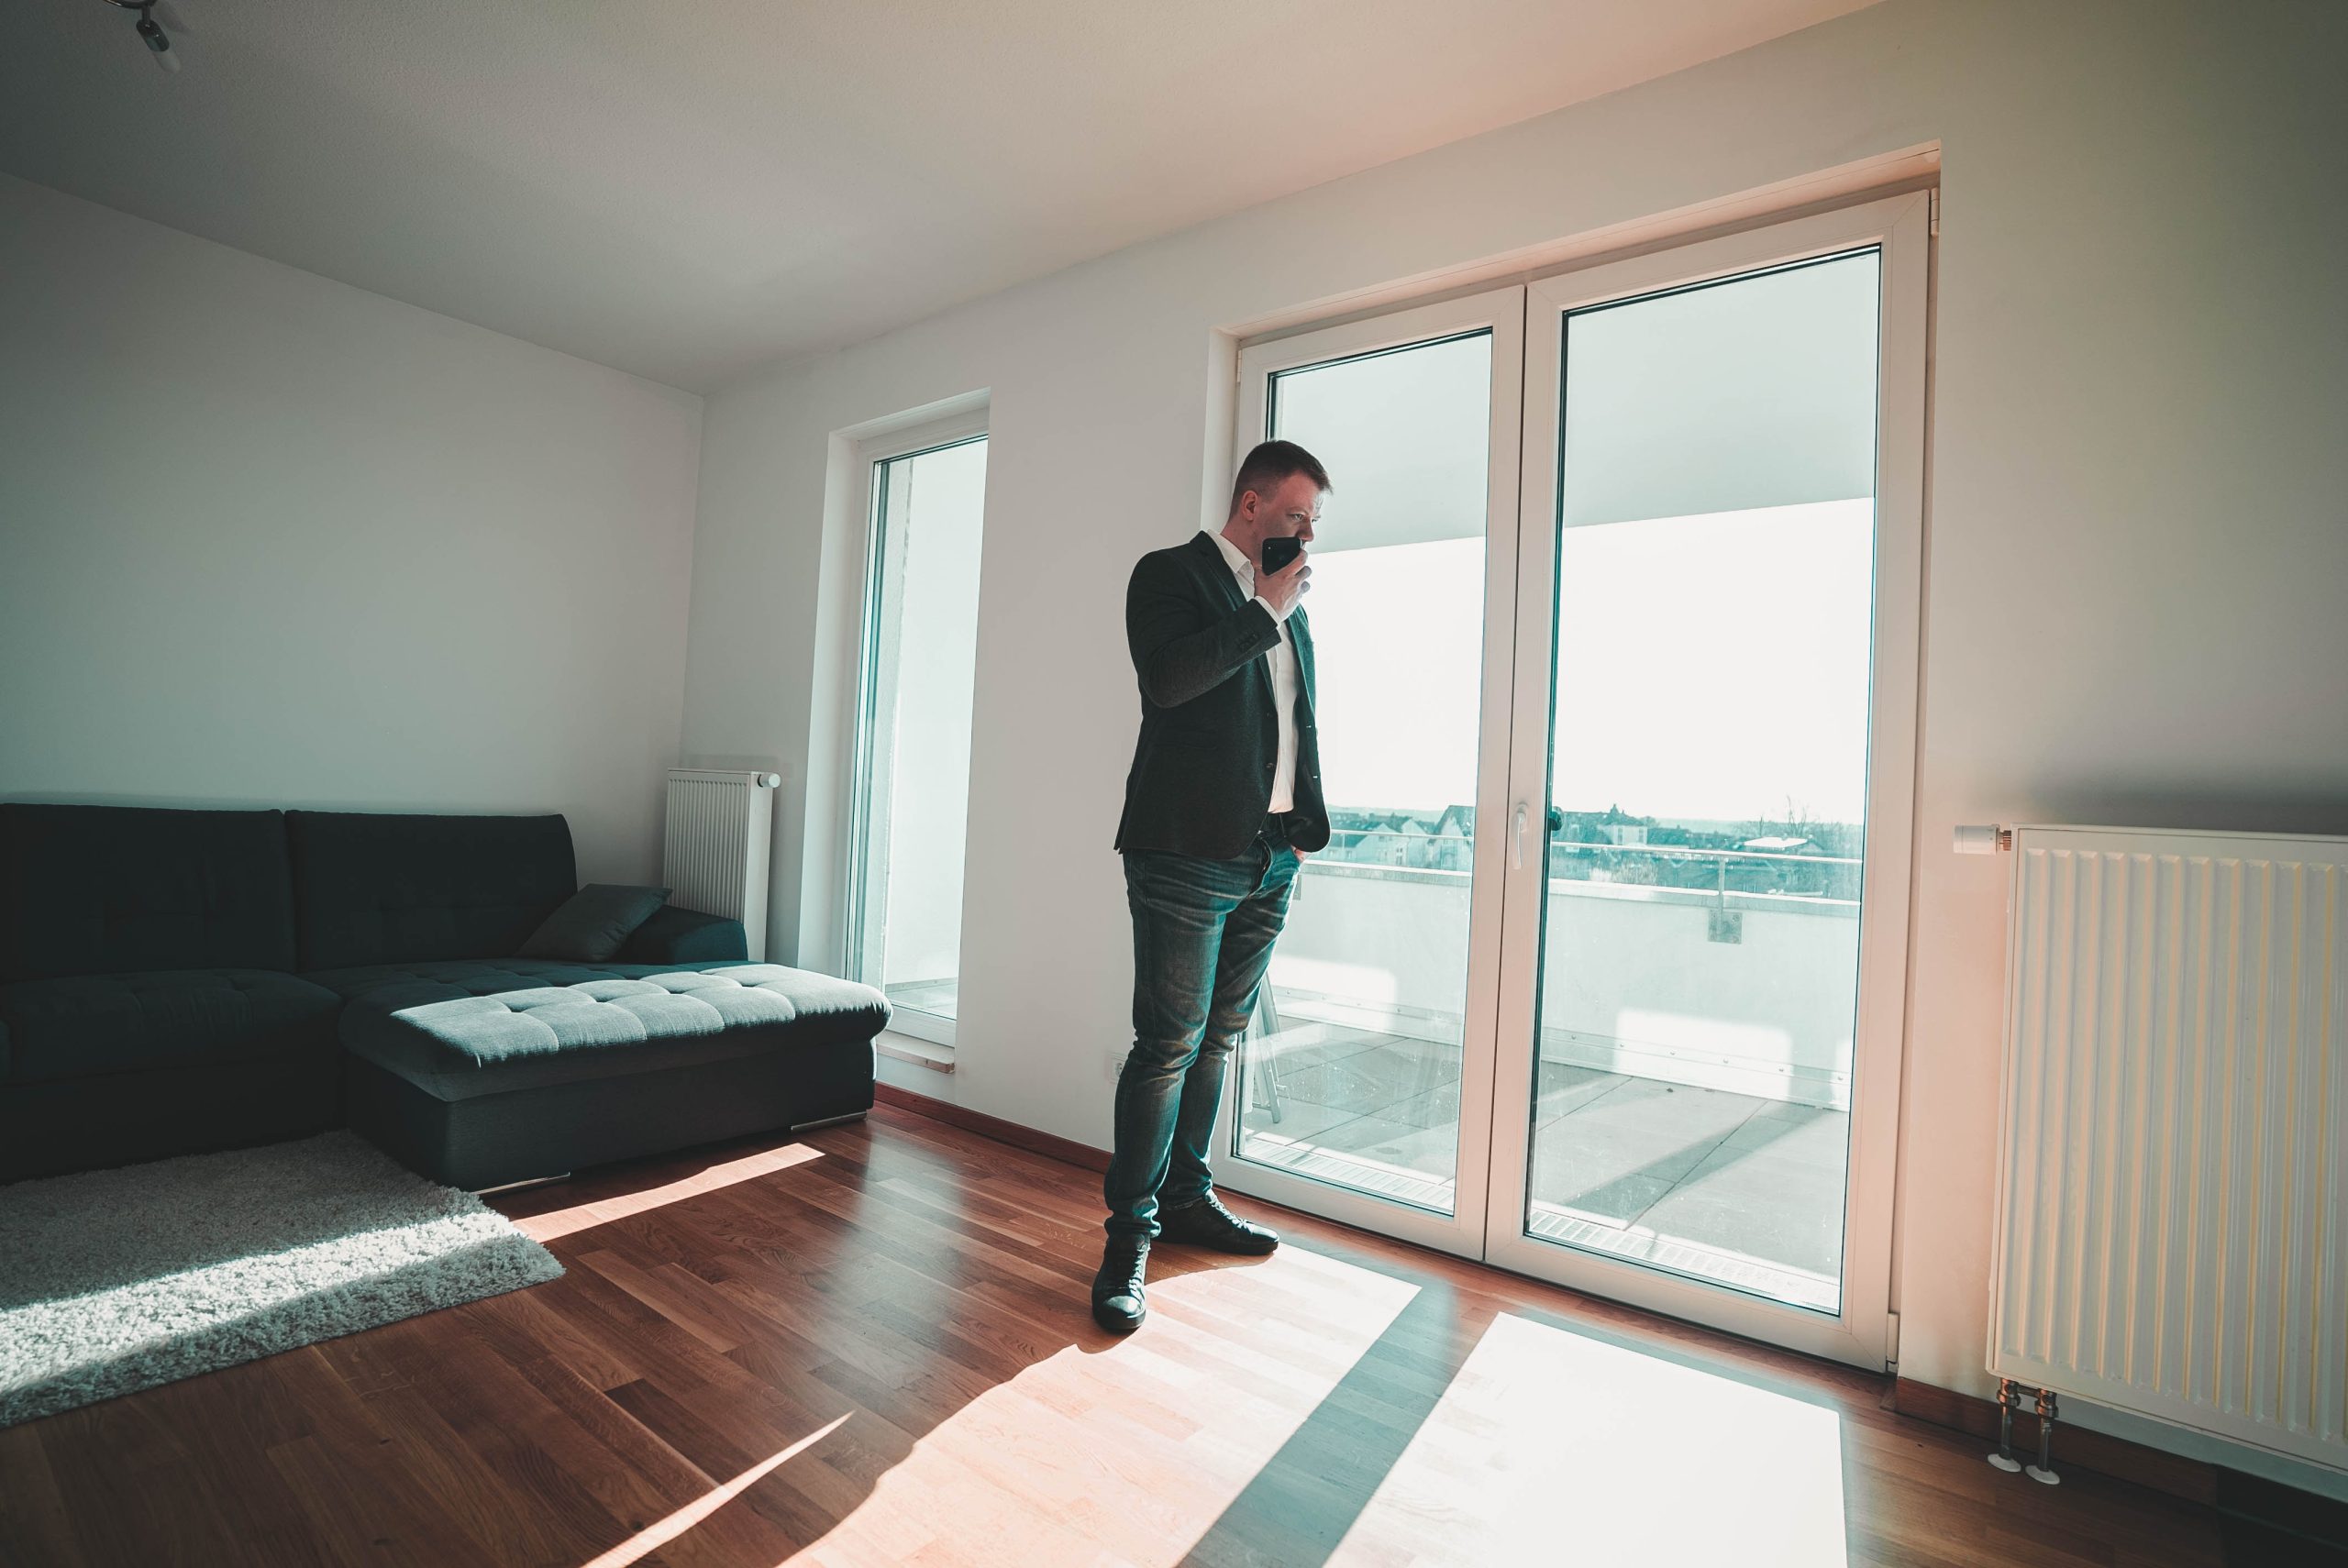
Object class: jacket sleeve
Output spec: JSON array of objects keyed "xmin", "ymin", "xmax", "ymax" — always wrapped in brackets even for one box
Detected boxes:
[{"xmin": 1126, "ymin": 553, "xmax": 1280, "ymax": 709}]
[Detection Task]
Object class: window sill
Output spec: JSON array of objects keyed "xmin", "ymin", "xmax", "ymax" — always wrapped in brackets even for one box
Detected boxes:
[{"xmin": 876, "ymin": 1031, "xmax": 956, "ymax": 1073}]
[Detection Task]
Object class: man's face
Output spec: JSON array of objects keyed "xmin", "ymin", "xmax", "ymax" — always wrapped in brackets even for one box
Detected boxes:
[{"xmin": 1249, "ymin": 473, "xmax": 1322, "ymax": 547}]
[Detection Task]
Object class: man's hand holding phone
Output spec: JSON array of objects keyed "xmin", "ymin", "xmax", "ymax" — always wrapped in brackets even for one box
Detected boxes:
[{"xmin": 1258, "ymin": 536, "xmax": 1310, "ymax": 615}]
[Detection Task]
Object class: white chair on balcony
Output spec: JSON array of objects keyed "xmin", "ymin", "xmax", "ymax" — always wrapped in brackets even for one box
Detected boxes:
[{"xmin": 1246, "ymin": 988, "xmax": 1285, "ymax": 1124}]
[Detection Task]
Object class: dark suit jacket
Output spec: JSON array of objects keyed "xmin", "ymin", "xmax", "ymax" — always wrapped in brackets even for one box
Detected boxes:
[{"xmin": 1115, "ymin": 532, "xmax": 1329, "ymax": 860}]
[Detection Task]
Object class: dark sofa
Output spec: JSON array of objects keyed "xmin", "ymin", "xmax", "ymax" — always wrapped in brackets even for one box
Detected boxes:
[{"xmin": 0, "ymin": 803, "xmax": 887, "ymax": 1187}]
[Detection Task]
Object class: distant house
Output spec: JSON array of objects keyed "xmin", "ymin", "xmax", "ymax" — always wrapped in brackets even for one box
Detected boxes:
[
  {"xmin": 1322, "ymin": 805, "xmax": 1478, "ymax": 871},
  {"xmin": 1740, "ymin": 835, "xmax": 1814, "ymax": 856}
]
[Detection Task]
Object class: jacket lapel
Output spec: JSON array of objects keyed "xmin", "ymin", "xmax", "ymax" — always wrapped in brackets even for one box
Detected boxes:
[
  {"xmin": 1290, "ymin": 605, "xmax": 1316, "ymax": 717},
  {"xmin": 1189, "ymin": 532, "xmax": 1275, "ymax": 703},
  {"xmin": 1188, "ymin": 530, "xmax": 1242, "ymax": 608}
]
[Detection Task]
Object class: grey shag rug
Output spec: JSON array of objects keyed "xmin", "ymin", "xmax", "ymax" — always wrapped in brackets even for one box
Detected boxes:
[{"xmin": 0, "ymin": 1132, "xmax": 563, "ymax": 1428}]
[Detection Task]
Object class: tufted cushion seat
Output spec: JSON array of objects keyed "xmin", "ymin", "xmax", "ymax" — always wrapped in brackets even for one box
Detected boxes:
[
  {"xmin": 0, "ymin": 967, "xmax": 341, "ymax": 1084},
  {"xmin": 315, "ymin": 959, "xmax": 890, "ymax": 1101},
  {"xmin": 333, "ymin": 956, "xmax": 889, "ymax": 1189}
]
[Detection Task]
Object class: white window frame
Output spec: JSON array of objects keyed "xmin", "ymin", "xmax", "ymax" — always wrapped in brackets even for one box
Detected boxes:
[
  {"xmin": 1207, "ymin": 285, "xmax": 1528, "ymax": 1263},
  {"xmin": 844, "ymin": 408, "xmax": 990, "ymax": 1052},
  {"xmin": 1484, "ymin": 192, "xmax": 1930, "ymax": 1369},
  {"xmin": 1207, "ymin": 190, "xmax": 1931, "ymax": 1370}
]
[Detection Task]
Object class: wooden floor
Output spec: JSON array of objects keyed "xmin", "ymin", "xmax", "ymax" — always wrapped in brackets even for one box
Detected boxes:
[{"xmin": 0, "ymin": 1104, "xmax": 2333, "ymax": 1566}]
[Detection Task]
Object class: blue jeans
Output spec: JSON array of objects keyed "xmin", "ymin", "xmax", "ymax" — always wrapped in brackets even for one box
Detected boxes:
[{"xmin": 1105, "ymin": 818, "xmax": 1301, "ymax": 1241}]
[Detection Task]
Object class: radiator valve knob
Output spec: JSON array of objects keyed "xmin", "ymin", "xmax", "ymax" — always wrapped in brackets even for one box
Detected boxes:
[{"xmin": 1954, "ymin": 824, "xmax": 2009, "ymax": 856}]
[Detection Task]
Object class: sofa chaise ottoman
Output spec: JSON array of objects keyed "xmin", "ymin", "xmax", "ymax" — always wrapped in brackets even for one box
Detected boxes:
[{"xmin": 331, "ymin": 959, "xmax": 888, "ymax": 1189}]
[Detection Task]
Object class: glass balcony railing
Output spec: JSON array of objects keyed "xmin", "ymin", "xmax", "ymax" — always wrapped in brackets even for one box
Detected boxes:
[{"xmin": 1239, "ymin": 839, "xmax": 1859, "ymax": 1310}]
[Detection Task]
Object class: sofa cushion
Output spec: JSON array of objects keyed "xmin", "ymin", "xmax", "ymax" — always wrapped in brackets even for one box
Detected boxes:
[
  {"xmin": 615, "ymin": 905, "xmax": 748, "ymax": 966},
  {"xmin": 517, "ymin": 884, "xmax": 671, "ymax": 962},
  {"xmin": 312, "ymin": 959, "xmax": 888, "ymax": 1102},
  {"xmin": 0, "ymin": 968, "xmax": 343, "ymax": 1085},
  {"xmin": 0, "ymin": 804, "xmax": 299, "ymax": 983},
  {"xmin": 286, "ymin": 811, "xmax": 577, "ymax": 971}
]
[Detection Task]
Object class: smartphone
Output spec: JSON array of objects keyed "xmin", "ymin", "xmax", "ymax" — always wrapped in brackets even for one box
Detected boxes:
[{"xmin": 1260, "ymin": 536, "xmax": 1302, "ymax": 575}]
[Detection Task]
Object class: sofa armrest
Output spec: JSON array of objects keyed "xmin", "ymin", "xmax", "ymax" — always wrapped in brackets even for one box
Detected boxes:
[{"xmin": 618, "ymin": 905, "xmax": 750, "ymax": 965}]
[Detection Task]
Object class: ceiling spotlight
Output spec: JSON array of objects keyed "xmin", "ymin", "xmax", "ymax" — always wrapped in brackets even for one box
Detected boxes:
[{"xmin": 101, "ymin": 0, "xmax": 179, "ymax": 72}]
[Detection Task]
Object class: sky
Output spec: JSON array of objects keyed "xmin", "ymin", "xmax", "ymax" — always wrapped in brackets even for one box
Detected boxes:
[{"xmin": 1305, "ymin": 498, "xmax": 1875, "ymax": 825}]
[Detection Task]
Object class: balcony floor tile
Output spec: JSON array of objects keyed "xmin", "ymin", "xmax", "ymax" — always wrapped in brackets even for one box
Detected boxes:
[
  {"xmin": 1235, "ymin": 1099, "xmax": 1366, "ymax": 1147},
  {"xmin": 1712, "ymin": 1105, "xmax": 1851, "ymax": 1171},
  {"xmin": 1533, "ymin": 1078, "xmax": 1759, "ymax": 1188},
  {"xmin": 1635, "ymin": 1156, "xmax": 1847, "ymax": 1279},
  {"xmin": 1304, "ymin": 1112, "xmax": 1461, "ymax": 1181},
  {"xmin": 1366, "ymin": 1083, "xmax": 1460, "ymax": 1132},
  {"xmin": 1269, "ymin": 1041, "xmax": 1458, "ymax": 1116},
  {"xmin": 1533, "ymin": 1062, "xmax": 1627, "ymax": 1124},
  {"xmin": 1230, "ymin": 1023, "xmax": 1852, "ymax": 1300}
]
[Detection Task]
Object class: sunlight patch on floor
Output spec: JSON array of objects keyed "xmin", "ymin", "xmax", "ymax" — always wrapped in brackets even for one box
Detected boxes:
[
  {"xmin": 779, "ymin": 1248, "xmax": 1422, "ymax": 1567},
  {"xmin": 1329, "ymin": 1312, "xmax": 1848, "ymax": 1568},
  {"xmin": 512, "ymin": 1143, "xmax": 825, "ymax": 1242},
  {"xmin": 580, "ymin": 1413, "xmax": 849, "ymax": 1568}
]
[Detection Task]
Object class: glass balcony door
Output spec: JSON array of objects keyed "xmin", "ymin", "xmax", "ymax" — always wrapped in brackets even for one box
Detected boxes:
[
  {"xmin": 1487, "ymin": 194, "xmax": 1929, "ymax": 1366},
  {"xmin": 1207, "ymin": 288, "xmax": 1525, "ymax": 1260},
  {"xmin": 1210, "ymin": 195, "xmax": 1926, "ymax": 1366}
]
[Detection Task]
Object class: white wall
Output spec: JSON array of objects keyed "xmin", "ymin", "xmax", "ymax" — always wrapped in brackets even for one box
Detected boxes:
[
  {"xmin": 0, "ymin": 175, "xmax": 703, "ymax": 884},
  {"xmin": 678, "ymin": 0, "xmax": 2348, "ymax": 1486}
]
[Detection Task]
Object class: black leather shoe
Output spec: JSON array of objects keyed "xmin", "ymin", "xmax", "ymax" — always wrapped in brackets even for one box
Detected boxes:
[
  {"xmin": 1157, "ymin": 1193, "xmax": 1279, "ymax": 1255},
  {"xmin": 1091, "ymin": 1236, "xmax": 1149, "ymax": 1333}
]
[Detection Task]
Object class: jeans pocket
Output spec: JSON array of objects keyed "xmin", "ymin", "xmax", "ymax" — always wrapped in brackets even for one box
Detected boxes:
[{"xmin": 1128, "ymin": 847, "xmax": 1253, "ymax": 914}]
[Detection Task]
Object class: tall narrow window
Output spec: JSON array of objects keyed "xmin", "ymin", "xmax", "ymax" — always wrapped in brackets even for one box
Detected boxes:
[{"xmin": 848, "ymin": 429, "xmax": 987, "ymax": 1046}]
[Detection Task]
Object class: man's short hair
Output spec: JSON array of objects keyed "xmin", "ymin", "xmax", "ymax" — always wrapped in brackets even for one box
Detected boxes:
[{"xmin": 1230, "ymin": 439, "xmax": 1332, "ymax": 515}]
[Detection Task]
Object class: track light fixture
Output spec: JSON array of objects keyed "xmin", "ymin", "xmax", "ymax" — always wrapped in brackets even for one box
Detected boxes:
[{"xmin": 101, "ymin": 0, "xmax": 179, "ymax": 72}]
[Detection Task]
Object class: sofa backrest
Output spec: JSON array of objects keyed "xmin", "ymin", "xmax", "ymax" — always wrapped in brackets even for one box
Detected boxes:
[
  {"xmin": 0, "ymin": 804, "xmax": 301, "ymax": 982},
  {"xmin": 286, "ymin": 811, "xmax": 576, "ymax": 971}
]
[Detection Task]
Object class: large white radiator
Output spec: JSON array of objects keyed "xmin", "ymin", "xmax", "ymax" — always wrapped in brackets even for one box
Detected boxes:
[
  {"xmin": 1989, "ymin": 824, "xmax": 2348, "ymax": 1473},
  {"xmin": 661, "ymin": 769, "xmax": 781, "ymax": 962}
]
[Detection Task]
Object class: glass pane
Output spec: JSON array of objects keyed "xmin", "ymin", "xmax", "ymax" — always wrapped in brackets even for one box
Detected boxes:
[
  {"xmin": 855, "ymin": 437, "xmax": 987, "ymax": 1023},
  {"xmin": 1526, "ymin": 253, "xmax": 1879, "ymax": 1312},
  {"xmin": 1233, "ymin": 331, "xmax": 1491, "ymax": 1215}
]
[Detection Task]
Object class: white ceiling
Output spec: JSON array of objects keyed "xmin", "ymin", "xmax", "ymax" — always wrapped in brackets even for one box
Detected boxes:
[{"xmin": 2, "ymin": 1, "xmax": 1873, "ymax": 392}]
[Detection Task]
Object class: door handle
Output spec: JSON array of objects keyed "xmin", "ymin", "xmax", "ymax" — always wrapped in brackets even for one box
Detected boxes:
[{"xmin": 1512, "ymin": 802, "xmax": 1528, "ymax": 870}]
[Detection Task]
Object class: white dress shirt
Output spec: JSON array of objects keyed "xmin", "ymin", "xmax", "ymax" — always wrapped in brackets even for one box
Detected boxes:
[{"xmin": 1203, "ymin": 529, "xmax": 1300, "ymax": 814}]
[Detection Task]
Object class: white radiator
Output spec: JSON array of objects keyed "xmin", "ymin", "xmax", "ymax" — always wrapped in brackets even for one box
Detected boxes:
[
  {"xmin": 1989, "ymin": 824, "xmax": 2348, "ymax": 1473},
  {"xmin": 661, "ymin": 769, "xmax": 781, "ymax": 962}
]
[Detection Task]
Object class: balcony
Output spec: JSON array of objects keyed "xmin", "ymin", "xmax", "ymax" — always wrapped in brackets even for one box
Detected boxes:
[{"xmin": 1238, "ymin": 838, "xmax": 1859, "ymax": 1312}]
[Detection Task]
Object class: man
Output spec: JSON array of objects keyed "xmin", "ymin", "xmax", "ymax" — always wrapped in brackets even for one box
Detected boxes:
[{"xmin": 1094, "ymin": 439, "xmax": 1331, "ymax": 1333}]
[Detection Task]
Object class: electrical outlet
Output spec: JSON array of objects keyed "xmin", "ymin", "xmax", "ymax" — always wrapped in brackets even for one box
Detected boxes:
[{"xmin": 1104, "ymin": 1047, "xmax": 1125, "ymax": 1084}]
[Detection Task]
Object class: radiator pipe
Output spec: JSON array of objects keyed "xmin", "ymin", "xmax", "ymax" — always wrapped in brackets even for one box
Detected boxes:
[
  {"xmin": 1988, "ymin": 1378, "xmax": 2023, "ymax": 1473},
  {"xmin": 2026, "ymin": 1387, "xmax": 2062, "ymax": 1485}
]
